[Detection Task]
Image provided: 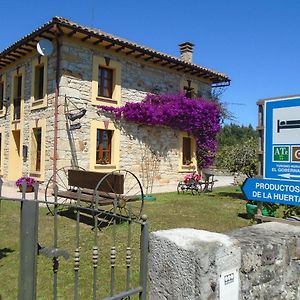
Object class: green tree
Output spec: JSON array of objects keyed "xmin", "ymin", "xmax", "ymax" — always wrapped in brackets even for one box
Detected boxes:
[
  {"xmin": 217, "ymin": 123, "xmax": 257, "ymax": 149},
  {"xmin": 215, "ymin": 137, "xmax": 258, "ymax": 178}
]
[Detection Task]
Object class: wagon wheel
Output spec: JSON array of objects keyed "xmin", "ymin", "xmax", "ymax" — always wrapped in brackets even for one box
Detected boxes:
[
  {"xmin": 177, "ymin": 181, "xmax": 186, "ymax": 194},
  {"xmin": 93, "ymin": 170, "xmax": 144, "ymax": 224},
  {"xmin": 45, "ymin": 166, "xmax": 85, "ymax": 215}
]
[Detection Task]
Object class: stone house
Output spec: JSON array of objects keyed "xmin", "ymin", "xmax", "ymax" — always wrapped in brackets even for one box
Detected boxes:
[{"xmin": 0, "ymin": 16, "xmax": 230, "ymax": 190}]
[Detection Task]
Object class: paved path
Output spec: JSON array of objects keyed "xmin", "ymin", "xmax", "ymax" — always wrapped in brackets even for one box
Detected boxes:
[
  {"xmin": 151, "ymin": 175, "xmax": 234, "ymax": 193},
  {"xmin": 0, "ymin": 175, "xmax": 234, "ymax": 200}
]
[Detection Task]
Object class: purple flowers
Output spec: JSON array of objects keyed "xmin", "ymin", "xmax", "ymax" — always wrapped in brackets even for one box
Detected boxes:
[
  {"xmin": 98, "ymin": 93, "xmax": 221, "ymax": 168},
  {"xmin": 16, "ymin": 176, "xmax": 36, "ymax": 187}
]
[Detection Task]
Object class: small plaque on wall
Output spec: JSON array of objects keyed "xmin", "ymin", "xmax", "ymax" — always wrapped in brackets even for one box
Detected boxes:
[{"xmin": 219, "ymin": 268, "xmax": 239, "ymax": 300}]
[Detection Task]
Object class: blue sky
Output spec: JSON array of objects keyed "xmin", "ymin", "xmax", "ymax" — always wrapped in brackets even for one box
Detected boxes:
[{"xmin": 1, "ymin": 0, "xmax": 300, "ymax": 127}]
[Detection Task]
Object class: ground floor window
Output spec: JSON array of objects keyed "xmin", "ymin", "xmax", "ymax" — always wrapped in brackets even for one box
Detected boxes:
[
  {"xmin": 31, "ymin": 127, "xmax": 42, "ymax": 172},
  {"xmin": 0, "ymin": 132, "xmax": 2, "ymax": 169},
  {"xmin": 96, "ymin": 129, "xmax": 113, "ymax": 165},
  {"xmin": 182, "ymin": 136, "xmax": 192, "ymax": 165}
]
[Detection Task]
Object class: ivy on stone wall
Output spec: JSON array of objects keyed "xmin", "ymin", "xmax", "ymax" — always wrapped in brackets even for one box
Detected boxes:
[{"xmin": 97, "ymin": 93, "xmax": 221, "ymax": 168}]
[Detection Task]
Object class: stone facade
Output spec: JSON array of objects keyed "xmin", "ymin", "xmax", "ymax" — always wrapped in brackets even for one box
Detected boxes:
[{"xmin": 0, "ymin": 33, "xmax": 215, "ymax": 189}]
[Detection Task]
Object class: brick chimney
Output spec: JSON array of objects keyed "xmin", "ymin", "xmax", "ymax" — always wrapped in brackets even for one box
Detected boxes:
[{"xmin": 179, "ymin": 42, "xmax": 194, "ymax": 63}]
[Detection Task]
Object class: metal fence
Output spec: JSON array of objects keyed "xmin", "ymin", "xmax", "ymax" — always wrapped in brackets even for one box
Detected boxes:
[{"xmin": 0, "ymin": 181, "xmax": 148, "ymax": 300}]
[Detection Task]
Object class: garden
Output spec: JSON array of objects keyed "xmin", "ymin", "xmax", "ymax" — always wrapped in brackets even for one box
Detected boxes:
[{"xmin": 0, "ymin": 185, "xmax": 250, "ymax": 299}]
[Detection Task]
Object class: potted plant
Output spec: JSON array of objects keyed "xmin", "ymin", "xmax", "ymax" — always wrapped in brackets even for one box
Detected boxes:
[
  {"xmin": 16, "ymin": 176, "xmax": 36, "ymax": 192},
  {"xmin": 246, "ymin": 200, "xmax": 279, "ymax": 218}
]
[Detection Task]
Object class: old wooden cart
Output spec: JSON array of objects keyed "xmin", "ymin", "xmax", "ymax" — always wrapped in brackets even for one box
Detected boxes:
[{"xmin": 45, "ymin": 167, "xmax": 144, "ymax": 224}]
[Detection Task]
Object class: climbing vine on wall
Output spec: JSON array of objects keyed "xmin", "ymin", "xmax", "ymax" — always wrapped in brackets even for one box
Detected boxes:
[{"xmin": 97, "ymin": 93, "xmax": 221, "ymax": 168}]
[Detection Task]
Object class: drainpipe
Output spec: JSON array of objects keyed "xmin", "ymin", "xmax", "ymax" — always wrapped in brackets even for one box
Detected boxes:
[{"xmin": 53, "ymin": 28, "xmax": 60, "ymax": 178}]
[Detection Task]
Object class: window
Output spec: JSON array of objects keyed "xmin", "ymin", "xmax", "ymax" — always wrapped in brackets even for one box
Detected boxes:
[
  {"xmin": 13, "ymin": 76, "xmax": 22, "ymax": 120},
  {"xmin": 96, "ymin": 129, "xmax": 113, "ymax": 164},
  {"xmin": 98, "ymin": 67, "xmax": 113, "ymax": 98},
  {"xmin": 182, "ymin": 137, "xmax": 192, "ymax": 165},
  {"xmin": 178, "ymin": 132, "xmax": 196, "ymax": 172},
  {"xmin": 180, "ymin": 79, "xmax": 198, "ymax": 99},
  {"xmin": 32, "ymin": 128, "xmax": 42, "ymax": 172},
  {"xmin": 34, "ymin": 64, "xmax": 44, "ymax": 101},
  {"xmin": 0, "ymin": 132, "xmax": 2, "ymax": 169},
  {"xmin": 31, "ymin": 57, "xmax": 48, "ymax": 109},
  {"xmin": 0, "ymin": 81, "xmax": 4, "ymax": 110},
  {"xmin": 91, "ymin": 56, "xmax": 121, "ymax": 106}
]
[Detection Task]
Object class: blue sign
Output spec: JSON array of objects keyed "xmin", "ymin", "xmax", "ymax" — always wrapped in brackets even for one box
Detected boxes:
[
  {"xmin": 242, "ymin": 178, "xmax": 300, "ymax": 206},
  {"xmin": 264, "ymin": 97, "xmax": 300, "ymax": 180}
]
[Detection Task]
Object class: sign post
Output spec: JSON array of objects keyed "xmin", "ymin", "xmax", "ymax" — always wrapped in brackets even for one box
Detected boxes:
[
  {"xmin": 242, "ymin": 96, "xmax": 300, "ymax": 208},
  {"xmin": 264, "ymin": 97, "xmax": 300, "ymax": 181}
]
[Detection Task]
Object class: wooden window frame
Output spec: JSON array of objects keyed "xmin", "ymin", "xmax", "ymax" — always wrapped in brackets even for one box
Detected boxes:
[
  {"xmin": 96, "ymin": 129, "xmax": 113, "ymax": 165},
  {"xmin": 32, "ymin": 127, "xmax": 42, "ymax": 172},
  {"xmin": 98, "ymin": 67, "xmax": 113, "ymax": 99},
  {"xmin": 31, "ymin": 56, "xmax": 48, "ymax": 110},
  {"xmin": 182, "ymin": 136, "xmax": 192, "ymax": 165},
  {"xmin": 13, "ymin": 75, "xmax": 22, "ymax": 121},
  {"xmin": 91, "ymin": 56, "xmax": 121, "ymax": 106},
  {"xmin": 0, "ymin": 81, "xmax": 4, "ymax": 111},
  {"xmin": 34, "ymin": 64, "xmax": 44, "ymax": 101}
]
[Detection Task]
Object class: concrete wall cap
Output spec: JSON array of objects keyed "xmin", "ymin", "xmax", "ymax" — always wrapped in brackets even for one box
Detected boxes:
[{"xmin": 152, "ymin": 228, "xmax": 234, "ymax": 250}]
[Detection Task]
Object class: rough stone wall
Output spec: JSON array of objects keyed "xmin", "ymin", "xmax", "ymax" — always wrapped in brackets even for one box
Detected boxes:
[
  {"xmin": 229, "ymin": 222, "xmax": 300, "ymax": 300},
  {"xmin": 0, "ymin": 36, "xmax": 212, "ymax": 188},
  {"xmin": 149, "ymin": 222, "xmax": 300, "ymax": 300},
  {"xmin": 55, "ymin": 38, "xmax": 212, "ymax": 187}
]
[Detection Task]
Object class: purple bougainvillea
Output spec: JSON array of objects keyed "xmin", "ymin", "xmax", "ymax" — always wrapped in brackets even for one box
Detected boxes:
[{"xmin": 98, "ymin": 93, "xmax": 221, "ymax": 168}]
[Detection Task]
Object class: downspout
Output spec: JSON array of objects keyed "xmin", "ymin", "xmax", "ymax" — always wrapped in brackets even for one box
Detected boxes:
[{"xmin": 53, "ymin": 27, "xmax": 60, "ymax": 178}]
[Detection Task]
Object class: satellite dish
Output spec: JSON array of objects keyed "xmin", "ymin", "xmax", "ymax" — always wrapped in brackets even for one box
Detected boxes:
[{"xmin": 37, "ymin": 39, "xmax": 54, "ymax": 56}]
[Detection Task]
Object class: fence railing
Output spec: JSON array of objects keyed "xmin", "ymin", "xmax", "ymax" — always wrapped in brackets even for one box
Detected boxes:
[{"xmin": 0, "ymin": 180, "xmax": 148, "ymax": 300}]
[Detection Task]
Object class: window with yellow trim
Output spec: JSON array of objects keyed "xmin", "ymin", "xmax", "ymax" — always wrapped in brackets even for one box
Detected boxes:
[
  {"xmin": 182, "ymin": 137, "xmax": 192, "ymax": 165},
  {"xmin": 31, "ymin": 57, "xmax": 48, "ymax": 109},
  {"xmin": 34, "ymin": 64, "xmax": 44, "ymax": 100},
  {"xmin": 179, "ymin": 132, "xmax": 197, "ymax": 171},
  {"xmin": 92, "ymin": 56, "xmax": 121, "ymax": 106},
  {"xmin": 96, "ymin": 129, "xmax": 113, "ymax": 164},
  {"xmin": 0, "ymin": 132, "xmax": 2, "ymax": 172},
  {"xmin": 31, "ymin": 127, "xmax": 42, "ymax": 172},
  {"xmin": 90, "ymin": 120, "xmax": 120, "ymax": 172},
  {"xmin": 0, "ymin": 80, "xmax": 4, "ymax": 111},
  {"xmin": 13, "ymin": 75, "xmax": 22, "ymax": 121}
]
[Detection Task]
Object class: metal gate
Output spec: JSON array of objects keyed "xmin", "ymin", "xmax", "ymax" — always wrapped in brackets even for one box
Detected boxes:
[{"xmin": 0, "ymin": 180, "xmax": 148, "ymax": 300}]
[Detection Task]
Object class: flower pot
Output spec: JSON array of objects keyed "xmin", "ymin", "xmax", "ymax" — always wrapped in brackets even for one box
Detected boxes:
[
  {"xmin": 144, "ymin": 195, "xmax": 156, "ymax": 201},
  {"xmin": 246, "ymin": 203, "xmax": 257, "ymax": 218},
  {"xmin": 18, "ymin": 185, "xmax": 34, "ymax": 193}
]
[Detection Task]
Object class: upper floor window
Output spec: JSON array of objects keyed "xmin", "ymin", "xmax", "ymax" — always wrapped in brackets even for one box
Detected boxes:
[
  {"xmin": 13, "ymin": 76, "xmax": 22, "ymax": 121},
  {"xmin": 31, "ymin": 57, "xmax": 48, "ymax": 110},
  {"xmin": 96, "ymin": 129, "xmax": 113, "ymax": 165},
  {"xmin": 92, "ymin": 56, "xmax": 121, "ymax": 106},
  {"xmin": 34, "ymin": 64, "xmax": 44, "ymax": 101},
  {"xmin": 182, "ymin": 137, "xmax": 192, "ymax": 165},
  {"xmin": 0, "ymin": 81, "xmax": 4, "ymax": 111},
  {"xmin": 98, "ymin": 67, "xmax": 113, "ymax": 98},
  {"xmin": 0, "ymin": 132, "xmax": 2, "ymax": 169}
]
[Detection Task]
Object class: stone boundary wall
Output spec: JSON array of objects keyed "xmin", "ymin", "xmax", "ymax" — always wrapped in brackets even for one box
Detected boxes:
[{"xmin": 149, "ymin": 222, "xmax": 300, "ymax": 299}]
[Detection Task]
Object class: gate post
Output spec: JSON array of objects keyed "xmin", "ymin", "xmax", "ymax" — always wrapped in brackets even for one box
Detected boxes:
[
  {"xmin": 139, "ymin": 215, "xmax": 149, "ymax": 300},
  {"xmin": 18, "ymin": 183, "xmax": 39, "ymax": 300}
]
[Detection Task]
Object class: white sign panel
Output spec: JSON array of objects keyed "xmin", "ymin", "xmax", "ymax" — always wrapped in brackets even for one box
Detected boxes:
[{"xmin": 219, "ymin": 268, "xmax": 239, "ymax": 300}]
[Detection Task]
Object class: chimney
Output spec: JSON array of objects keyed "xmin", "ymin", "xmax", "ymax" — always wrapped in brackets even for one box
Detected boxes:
[{"xmin": 179, "ymin": 42, "xmax": 194, "ymax": 63}]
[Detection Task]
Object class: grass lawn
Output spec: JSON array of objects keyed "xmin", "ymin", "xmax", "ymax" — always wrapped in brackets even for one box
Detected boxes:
[{"xmin": 0, "ymin": 186, "xmax": 249, "ymax": 299}]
